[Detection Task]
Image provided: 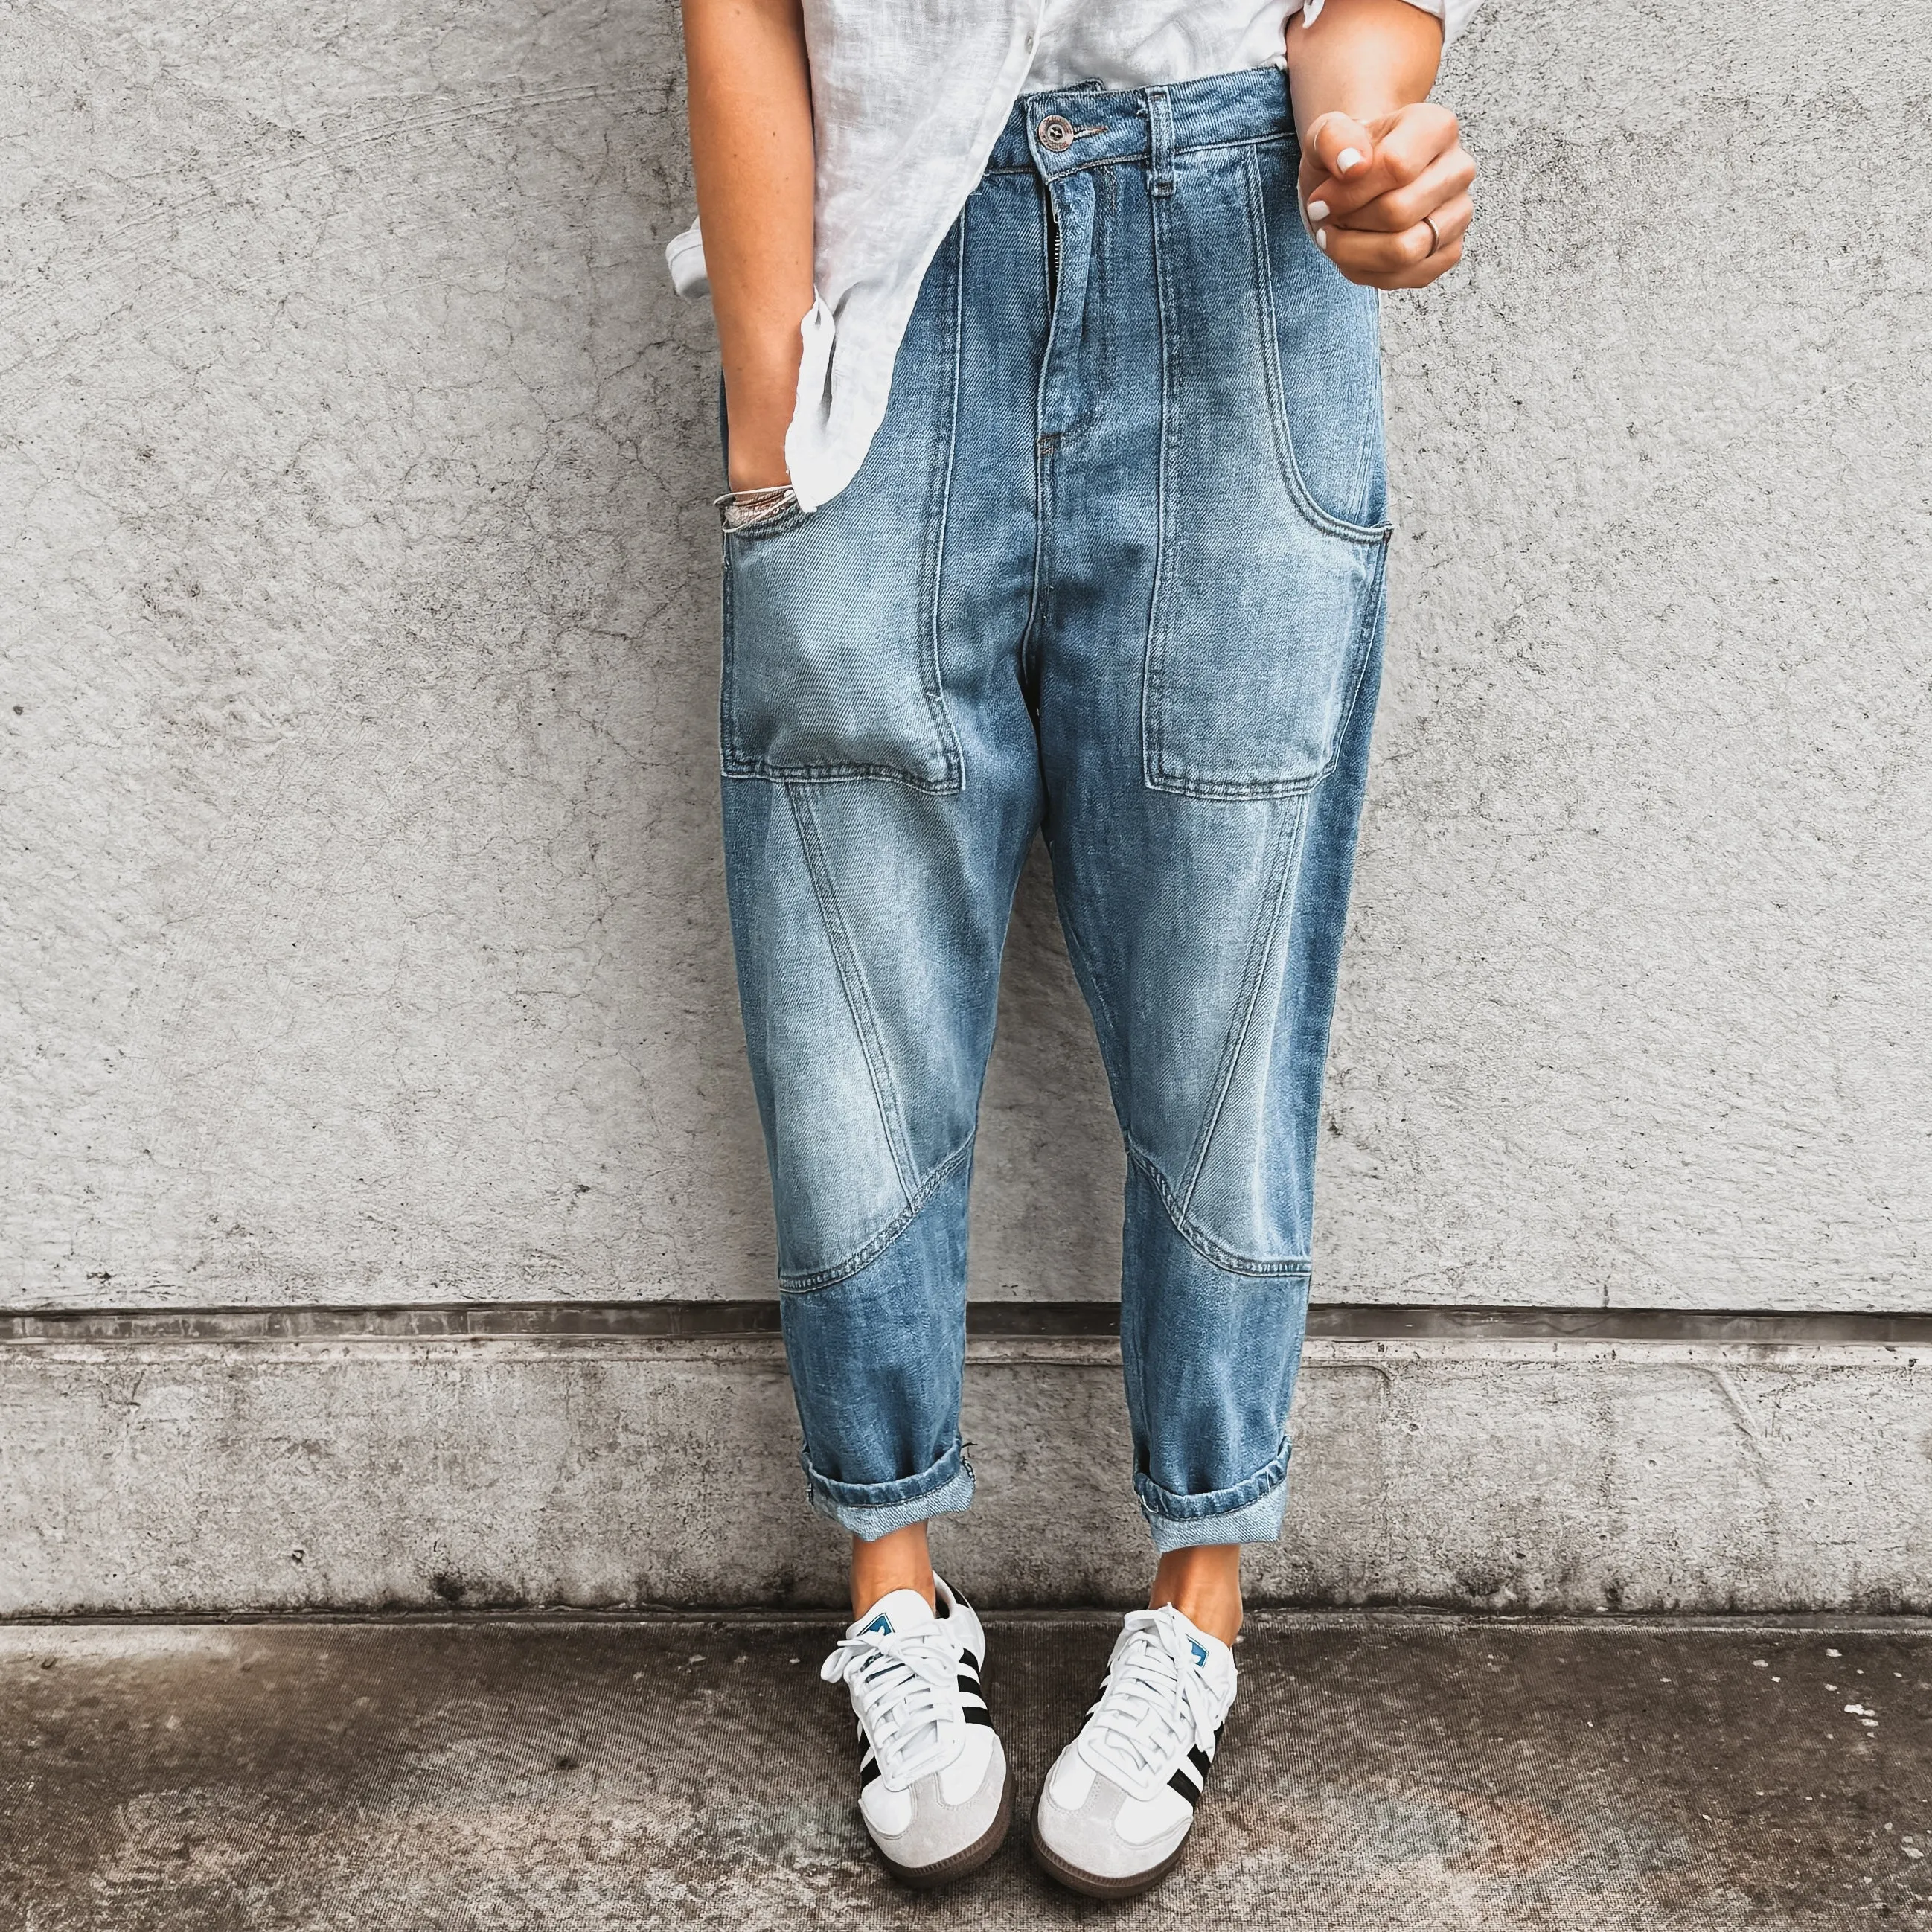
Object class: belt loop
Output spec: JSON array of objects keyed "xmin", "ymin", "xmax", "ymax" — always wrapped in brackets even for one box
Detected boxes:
[{"xmin": 1147, "ymin": 86, "xmax": 1175, "ymax": 198}]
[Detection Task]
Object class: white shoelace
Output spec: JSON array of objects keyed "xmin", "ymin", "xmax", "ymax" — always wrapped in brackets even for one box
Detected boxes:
[
  {"xmin": 1078, "ymin": 1608, "xmax": 1220, "ymax": 1797},
  {"xmin": 820, "ymin": 1625, "xmax": 964, "ymax": 1788}
]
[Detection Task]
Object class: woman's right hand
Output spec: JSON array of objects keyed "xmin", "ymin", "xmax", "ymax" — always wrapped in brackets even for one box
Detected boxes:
[
  {"xmin": 1282, "ymin": 0, "xmax": 1471, "ymax": 292},
  {"xmin": 1299, "ymin": 103, "xmax": 1474, "ymax": 290}
]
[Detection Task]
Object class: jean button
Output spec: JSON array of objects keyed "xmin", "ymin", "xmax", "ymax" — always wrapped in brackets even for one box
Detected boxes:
[{"xmin": 1037, "ymin": 115, "xmax": 1075, "ymax": 153}]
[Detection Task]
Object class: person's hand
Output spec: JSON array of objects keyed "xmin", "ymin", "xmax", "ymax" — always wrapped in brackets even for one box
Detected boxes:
[{"xmin": 1298, "ymin": 102, "xmax": 1474, "ymax": 290}]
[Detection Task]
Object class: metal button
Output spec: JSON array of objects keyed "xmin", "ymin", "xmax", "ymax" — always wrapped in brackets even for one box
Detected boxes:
[{"xmin": 1037, "ymin": 115, "xmax": 1075, "ymax": 153}]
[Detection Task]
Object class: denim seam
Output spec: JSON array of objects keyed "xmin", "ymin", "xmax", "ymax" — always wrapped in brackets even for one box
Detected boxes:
[
  {"xmin": 919, "ymin": 205, "xmax": 970, "ymax": 790},
  {"xmin": 1027, "ymin": 167, "xmax": 1078, "ymax": 674},
  {"xmin": 1052, "ymin": 875, "xmax": 1127, "ymax": 1110},
  {"xmin": 1124, "ymin": 1144, "xmax": 1313, "ymax": 1279},
  {"xmin": 775, "ymin": 1133, "xmax": 976, "ymax": 1295},
  {"xmin": 1141, "ymin": 140, "xmax": 1177, "ymax": 796},
  {"xmin": 1177, "ymin": 795, "xmax": 1311, "ymax": 1212},
  {"xmin": 1343, "ymin": 293, "xmax": 1383, "ymax": 519},
  {"xmin": 1021, "ymin": 414, "xmax": 1052, "ymax": 691},
  {"xmin": 1144, "ymin": 764, "xmax": 1337, "ymax": 803},
  {"xmin": 1325, "ymin": 553, "xmax": 1389, "ymax": 784},
  {"xmin": 1243, "ymin": 144, "xmax": 1394, "ymax": 549},
  {"xmin": 725, "ymin": 761, "xmax": 959, "ymax": 790},
  {"xmin": 784, "ymin": 783, "xmax": 919, "ymax": 1202}
]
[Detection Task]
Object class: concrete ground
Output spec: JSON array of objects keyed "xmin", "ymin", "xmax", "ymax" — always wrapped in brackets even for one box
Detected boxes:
[{"xmin": 3, "ymin": 1615, "xmax": 1928, "ymax": 1931}]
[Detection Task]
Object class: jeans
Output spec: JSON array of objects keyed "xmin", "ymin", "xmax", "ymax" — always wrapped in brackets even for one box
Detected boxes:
[{"xmin": 718, "ymin": 68, "xmax": 1390, "ymax": 1552}]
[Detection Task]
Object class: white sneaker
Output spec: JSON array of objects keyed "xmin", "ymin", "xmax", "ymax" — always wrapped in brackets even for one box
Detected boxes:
[
  {"xmin": 1031, "ymin": 1603, "xmax": 1237, "ymax": 1897},
  {"xmin": 820, "ymin": 1574, "xmax": 1013, "ymax": 1887}
]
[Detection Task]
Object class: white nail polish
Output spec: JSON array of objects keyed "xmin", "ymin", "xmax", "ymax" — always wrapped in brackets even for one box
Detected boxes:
[
  {"xmin": 1308, "ymin": 199, "xmax": 1330, "ymax": 220},
  {"xmin": 1316, "ymin": 228, "xmax": 1328, "ymax": 250},
  {"xmin": 1337, "ymin": 147, "xmax": 1363, "ymax": 172}
]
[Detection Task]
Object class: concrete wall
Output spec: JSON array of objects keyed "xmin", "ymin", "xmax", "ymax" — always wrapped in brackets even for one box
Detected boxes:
[
  {"xmin": 5, "ymin": 0, "xmax": 1928, "ymax": 1318},
  {"xmin": 2, "ymin": 0, "xmax": 1928, "ymax": 1610}
]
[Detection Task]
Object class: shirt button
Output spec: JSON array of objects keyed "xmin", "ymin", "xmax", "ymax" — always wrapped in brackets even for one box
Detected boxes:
[{"xmin": 1037, "ymin": 115, "xmax": 1075, "ymax": 153}]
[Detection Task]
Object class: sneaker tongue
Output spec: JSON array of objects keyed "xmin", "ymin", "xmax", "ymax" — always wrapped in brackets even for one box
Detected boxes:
[
  {"xmin": 848, "ymin": 1588, "xmax": 938, "ymax": 1641},
  {"xmin": 1157, "ymin": 1605, "xmax": 1235, "ymax": 1697}
]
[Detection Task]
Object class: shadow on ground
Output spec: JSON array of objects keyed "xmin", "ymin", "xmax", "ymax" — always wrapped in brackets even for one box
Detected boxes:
[{"xmin": 2, "ymin": 1613, "xmax": 1928, "ymax": 1928}]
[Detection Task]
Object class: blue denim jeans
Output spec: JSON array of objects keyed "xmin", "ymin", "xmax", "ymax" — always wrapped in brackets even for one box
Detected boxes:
[{"xmin": 719, "ymin": 68, "xmax": 1389, "ymax": 1553}]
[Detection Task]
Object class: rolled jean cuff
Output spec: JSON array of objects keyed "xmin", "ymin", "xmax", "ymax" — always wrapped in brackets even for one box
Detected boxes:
[
  {"xmin": 1134, "ymin": 1435, "xmax": 1293, "ymax": 1554},
  {"xmin": 802, "ymin": 1440, "xmax": 976, "ymax": 1541}
]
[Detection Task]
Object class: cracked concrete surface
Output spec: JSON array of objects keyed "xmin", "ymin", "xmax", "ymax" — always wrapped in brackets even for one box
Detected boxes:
[
  {"xmin": 3, "ymin": 1615, "xmax": 1930, "ymax": 1929},
  {"xmin": 1, "ymin": 1, "xmax": 1927, "ymax": 1317}
]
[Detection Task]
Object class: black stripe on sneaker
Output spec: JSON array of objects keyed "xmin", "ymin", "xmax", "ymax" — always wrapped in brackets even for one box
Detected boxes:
[
  {"xmin": 961, "ymin": 1646, "xmax": 981, "ymax": 1674},
  {"xmin": 1189, "ymin": 1743, "xmax": 1212, "ymax": 1780},
  {"xmin": 964, "ymin": 1706, "xmax": 994, "ymax": 1727},
  {"xmin": 957, "ymin": 1672, "xmax": 982, "ymax": 1695},
  {"xmin": 860, "ymin": 1752, "xmax": 880, "ymax": 1789},
  {"xmin": 1168, "ymin": 1768, "xmax": 1201, "ymax": 1807}
]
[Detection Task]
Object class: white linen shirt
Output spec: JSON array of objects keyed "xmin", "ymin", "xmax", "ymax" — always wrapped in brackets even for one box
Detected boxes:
[{"xmin": 673, "ymin": 0, "xmax": 1481, "ymax": 511}]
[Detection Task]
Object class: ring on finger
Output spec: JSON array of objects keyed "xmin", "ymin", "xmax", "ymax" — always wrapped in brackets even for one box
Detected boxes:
[{"xmin": 1422, "ymin": 213, "xmax": 1443, "ymax": 256}]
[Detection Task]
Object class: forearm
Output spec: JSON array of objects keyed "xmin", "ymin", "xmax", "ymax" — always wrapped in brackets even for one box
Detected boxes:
[
  {"xmin": 1284, "ymin": 0, "xmax": 1443, "ymax": 136},
  {"xmin": 682, "ymin": 0, "xmax": 815, "ymax": 489}
]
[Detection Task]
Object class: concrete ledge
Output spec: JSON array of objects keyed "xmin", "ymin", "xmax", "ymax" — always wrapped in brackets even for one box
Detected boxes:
[{"xmin": 3, "ymin": 1305, "xmax": 1927, "ymax": 1617}]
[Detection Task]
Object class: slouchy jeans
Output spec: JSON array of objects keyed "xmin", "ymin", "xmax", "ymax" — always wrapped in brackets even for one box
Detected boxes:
[{"xmin": 718, "ymin": 66, "xmax": 1390, "ymax": 1552}]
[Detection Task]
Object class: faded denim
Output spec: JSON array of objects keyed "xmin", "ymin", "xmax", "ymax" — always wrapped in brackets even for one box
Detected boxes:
[{"xmin": 719, "ymin": 68, "xmax": 1389, "ymax": 1553}]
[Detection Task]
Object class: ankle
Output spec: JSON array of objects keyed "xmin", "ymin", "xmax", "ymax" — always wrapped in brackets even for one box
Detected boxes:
[
  {"xmin": 1149, "ymin": 1544, "xmax": 1242, "ymax": 1648},
  {"xmin": 850, "ymin": 1523, "xmax": 935, "ymax": 1620}
]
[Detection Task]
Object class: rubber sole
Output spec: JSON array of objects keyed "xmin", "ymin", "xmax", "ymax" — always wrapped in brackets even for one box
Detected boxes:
[
  {"xmin": 1030, "ymin": 1811, "xmax": 1190, "ymax": 1900},
  {"xmin": 877, "ymin": 1768, "xmax": 1016, "ymax": 1890}
]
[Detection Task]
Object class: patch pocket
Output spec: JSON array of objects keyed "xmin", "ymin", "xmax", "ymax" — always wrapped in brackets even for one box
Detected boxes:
[
  {"xmin": 720, "ymin": 228, "xmax": 966, "ymax": 793},
  {"xmin": 1142, "ymin": 141, "xmax": 1392, "ymax": 800},
  {"xmin": 1143, "ymin": 490, "xmax": 1389, "ymax": 799}
]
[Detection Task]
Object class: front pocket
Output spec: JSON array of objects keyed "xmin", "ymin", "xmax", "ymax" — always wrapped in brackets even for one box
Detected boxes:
[
  {"xmin": 722, "ymin": 500, "xmax": 962, "ymax": 790},
  {"xmin": 720, "ymin": 224, "xmax": 966, "ymax": 794},
  {"xmin": 1142, "ymin": 480, "xmax": 1389, "ymax": 800},
  {"xmin": 1142, "ymin": 141, "xmax": 1392, "ymax": 800}
]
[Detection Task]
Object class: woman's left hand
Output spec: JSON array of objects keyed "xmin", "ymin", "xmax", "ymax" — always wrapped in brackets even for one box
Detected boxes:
[{"xmin": 1299, "ymin": 102, "xmax": 1474, "ymax": 289}]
